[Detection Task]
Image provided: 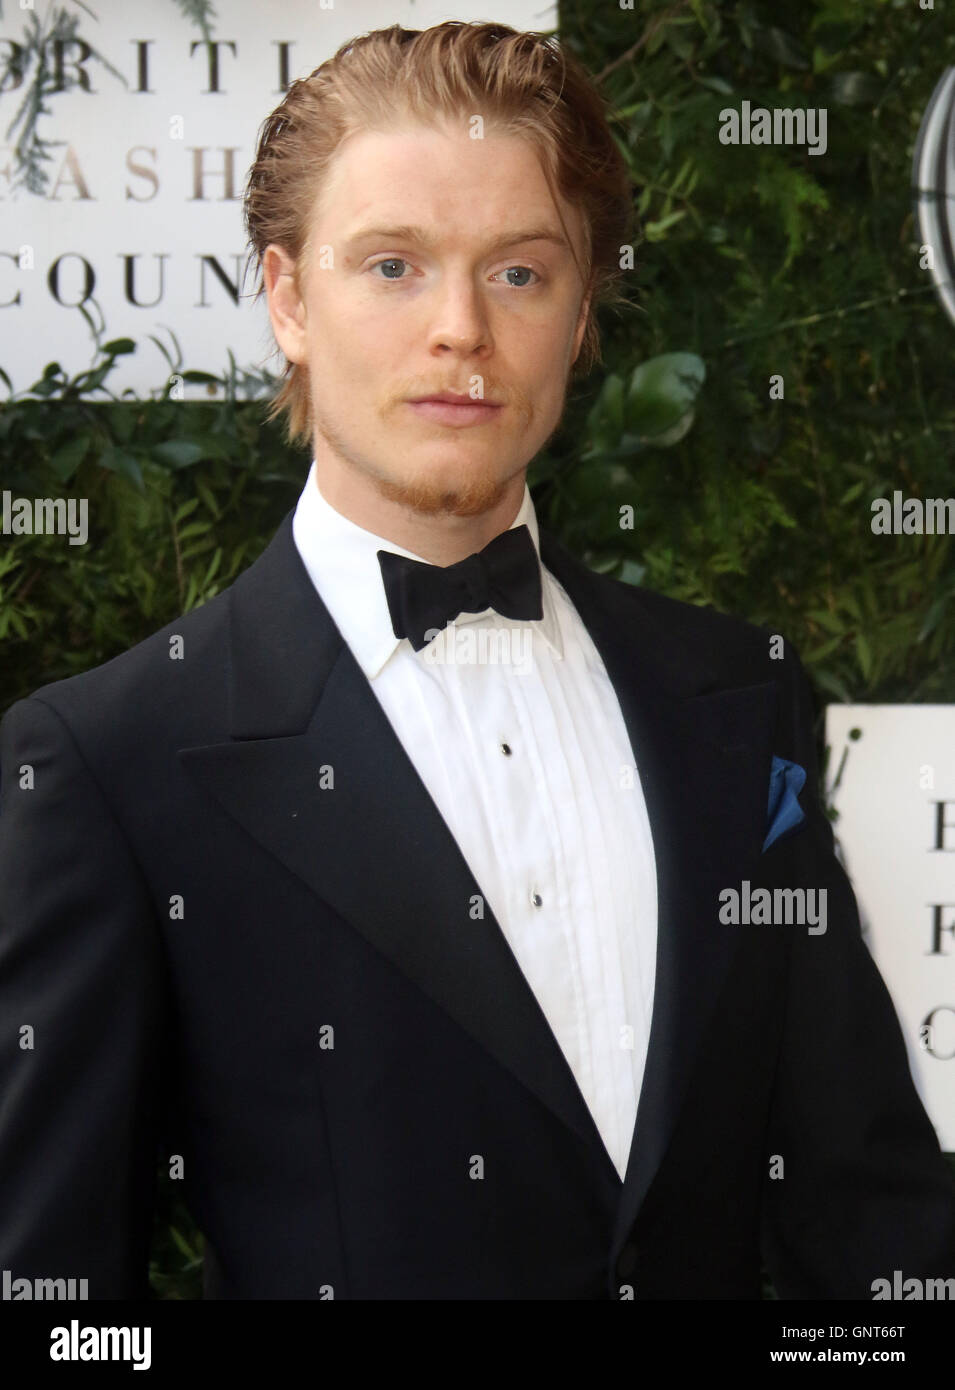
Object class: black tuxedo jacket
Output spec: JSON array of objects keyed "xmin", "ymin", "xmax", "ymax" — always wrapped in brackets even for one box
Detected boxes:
[{"xmin": 1, "ymin": 509, "xmax": 953, "ymax": 1300}]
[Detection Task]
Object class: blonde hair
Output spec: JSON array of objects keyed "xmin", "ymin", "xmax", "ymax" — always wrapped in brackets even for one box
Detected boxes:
[{"xmin": 242, "ymin": 20, "xmax": 633, "ymax": 449}]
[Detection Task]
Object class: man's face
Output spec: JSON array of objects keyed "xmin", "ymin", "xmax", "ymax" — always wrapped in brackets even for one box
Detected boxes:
[{"xmin": 265, "ymin": 121, "xmax": 591, "ymax": 520}]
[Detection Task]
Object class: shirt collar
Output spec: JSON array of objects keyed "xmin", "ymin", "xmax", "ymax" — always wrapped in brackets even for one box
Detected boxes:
[{"xmin": 291, "ymin": 458, "xmax": 564, "ymax": 679}]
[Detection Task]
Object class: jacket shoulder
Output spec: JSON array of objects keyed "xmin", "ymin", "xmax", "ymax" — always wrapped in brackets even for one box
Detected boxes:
[
  {"xmin": 591, "ymin": 564, "xmax": 796, "ymax": 687},
  {"xmin": 8, "ymin": 581, "xmax": 232, "ymax": 745}
]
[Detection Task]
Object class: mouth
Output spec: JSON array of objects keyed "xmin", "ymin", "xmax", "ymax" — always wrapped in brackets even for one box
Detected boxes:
[{"xmin": 406, "ymin": 392, "xmax": 504, "ymax": 427}]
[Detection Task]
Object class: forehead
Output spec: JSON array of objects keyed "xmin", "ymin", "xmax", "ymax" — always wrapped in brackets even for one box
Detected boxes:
[{"xmin": 310, "ymin": 122, "xmax": 584, "ymax": 252}]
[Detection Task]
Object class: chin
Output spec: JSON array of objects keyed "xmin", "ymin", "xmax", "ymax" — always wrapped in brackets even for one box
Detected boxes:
[{"xmin": 375, "ymin": 465, "xmax": 513, "ymax": 518}]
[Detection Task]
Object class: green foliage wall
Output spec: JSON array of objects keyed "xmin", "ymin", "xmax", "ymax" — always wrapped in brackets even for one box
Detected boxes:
[{"xmin": 553, "ymin": 0, "xmax": 955, "ymax": 706}]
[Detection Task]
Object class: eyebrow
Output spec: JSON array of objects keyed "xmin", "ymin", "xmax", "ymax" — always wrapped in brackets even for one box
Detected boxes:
[{"xmin": 342, "ymin": 223, "xmax": 571, "ymax": 255}]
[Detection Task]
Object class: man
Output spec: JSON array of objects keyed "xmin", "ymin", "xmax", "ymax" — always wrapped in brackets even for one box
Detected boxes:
[{"xmin": 1, "ymin": 21, "xmax": 953, "ymax": 1300}]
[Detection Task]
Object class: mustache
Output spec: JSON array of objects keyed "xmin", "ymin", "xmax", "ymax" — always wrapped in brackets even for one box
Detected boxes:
[{"xmin": 404, "ymin": 384, "xmax": 504, "ymax": 401}]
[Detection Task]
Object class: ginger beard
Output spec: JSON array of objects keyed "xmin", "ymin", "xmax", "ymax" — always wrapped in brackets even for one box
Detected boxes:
[{"xmin": 310, "ymin": 375, "xmax": 540, "ymax": 519}]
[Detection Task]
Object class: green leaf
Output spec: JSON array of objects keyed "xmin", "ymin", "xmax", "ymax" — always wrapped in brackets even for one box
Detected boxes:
[
  {"xmin": 806, "ymin": 634, "xmax": 845, "ymax": 663},
  {"xmin": 755, "ymin": 26, "xmax": 810, "ymax": 70},
  {"xmin": 625, "ymin": 352, "xmax": 706, "ymax": 443},
  {"xmin": 587, "ymin": 372, "xmax": 625, "ymax": 449},
  {"xmin": 839, "ymin": 480, "xmax": 866, "ymax": 505},
  {"xmin": 98, "ymin": 446, "xmax": 144, "ymax": 491},
  {"xmin": 806, "ymin": 608, "xmax": 845, "ymax": 635},
  {"xmin": 176, "ymin": 521, "xmax": 212, "ymax": 543},
  {"xmin": 169, "ymin": 1226, "xmax": 200, "ymax": 1262},
  {"xmin": 68, "ymin": 361, "xmax": 116, "ymax": 396},
  {"xmin": 153, "ymin": 440, "xmax": 206, "ymax": 469},
  {"xmin": 644, "ymin": 210, "xmax": 688, "ymax": 241},
  {"xmin": 49, "ymin": 434, "xmax": 90, "ymax": 484},
  {"xmin": 203, "ymin": 546, "xmax": 223, "ymax": 587},
  {"xmin": 918, "ymin": 594, "xmax": 951, "ymax": 643},
  {"xmin": 101, "ymin": 337, "xmax": 137, "ymax": 356},
  {"xmin": 173, "ymin": 497, "xmax": 200, "ymax": 525},
  {"xmin": 195, "ymin": 476, "xmax": 221, "ymax": 519},
  {"xmin": 181, "ymin": 370, "xmax": 223, "ymax": 385},
  {"xmin": 829, "ymin": 72, "xmax": 882, "ymax": 107},
  {"xmin": 697, "ymin": 75, "xmax": 734, "ymax": 95},
  {"xmin": 812, "ymin": 668, "xmax": 854, "ymax": 703},
  {"xmin": 670, "ymin": 157, "xmax": 695, "ymax": 194}
]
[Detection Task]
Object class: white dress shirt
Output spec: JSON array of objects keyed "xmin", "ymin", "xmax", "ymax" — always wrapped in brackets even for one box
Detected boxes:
[{"xmin": 292, "ymin": 460, "xmax": 658, "ymax": 1181}]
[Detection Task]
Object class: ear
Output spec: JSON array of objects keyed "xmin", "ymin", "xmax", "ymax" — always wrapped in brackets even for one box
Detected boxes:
[{"xmin": 263, "ymin": 244, "xmax": 308, "ymax": 365}]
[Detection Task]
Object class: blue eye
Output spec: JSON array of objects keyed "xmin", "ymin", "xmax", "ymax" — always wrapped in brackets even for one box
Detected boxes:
[
  {"xmin": 496, "ymin": 266, "xmax": 539, "ymax": 288},
  {"xmin": 367, "ymin": 258, "xmax": 541, "ymax": 286},
  {"xmin": 370, "ymin": 258, "xmax": 408, "ymax": 279}
]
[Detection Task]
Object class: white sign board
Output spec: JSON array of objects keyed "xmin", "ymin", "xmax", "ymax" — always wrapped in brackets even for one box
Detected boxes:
[
  {"xmin": 826, "ymin": 705, "xmax": 955, "ymax": 1151},
  {"xmin": 0, "ymin": 1, "xmax": 556, "ymax": 399}
]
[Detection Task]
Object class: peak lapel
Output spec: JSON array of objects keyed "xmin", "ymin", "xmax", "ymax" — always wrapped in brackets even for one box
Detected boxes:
[{"xmin": 177, "ymin": 510, "xmax": 618, "ymax": 1177}]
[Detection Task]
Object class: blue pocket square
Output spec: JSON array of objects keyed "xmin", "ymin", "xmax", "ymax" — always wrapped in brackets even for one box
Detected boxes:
[{"xmin": 763, "ymin": 755, "xmax": 807, "ymax": 852}]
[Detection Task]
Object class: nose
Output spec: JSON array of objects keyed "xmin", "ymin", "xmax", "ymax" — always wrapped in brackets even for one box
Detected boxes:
[{"xmin": 425, "ymin": 273, "xmax": 492, "ymax": 356}]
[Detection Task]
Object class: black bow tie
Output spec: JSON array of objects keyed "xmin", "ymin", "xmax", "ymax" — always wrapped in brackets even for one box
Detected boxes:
[{"xmin": 378, "ymin": 524, "xmax": 544, "ymax": 652}]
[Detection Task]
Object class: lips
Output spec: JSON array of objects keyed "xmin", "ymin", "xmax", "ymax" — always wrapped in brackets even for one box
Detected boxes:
[
  {"xmin": 411, "ymin": 392, "xmax": 502, "ymax": 406},
  {"xmin": 406, "ymin": 392, "xmax": 504, "ymax": 427}
]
